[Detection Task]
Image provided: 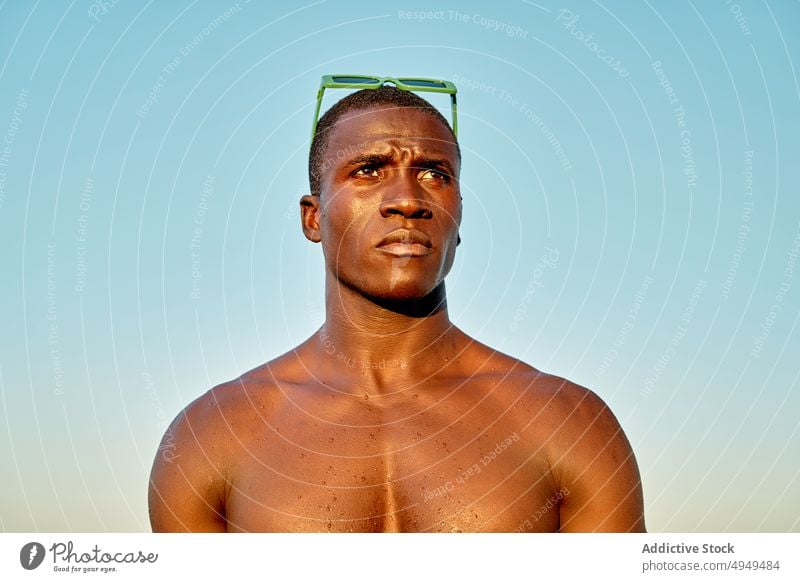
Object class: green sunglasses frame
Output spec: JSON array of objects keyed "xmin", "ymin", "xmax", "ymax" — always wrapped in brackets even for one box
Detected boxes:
[{"xmin": 310, "ymin": 74, "xmax": 458, "ymax": 143}]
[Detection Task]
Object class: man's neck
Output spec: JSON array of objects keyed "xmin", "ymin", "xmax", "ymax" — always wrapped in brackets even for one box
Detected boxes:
[{"xmin": 314, "ymin": 279, "xmax": 466, "ymax": 395}]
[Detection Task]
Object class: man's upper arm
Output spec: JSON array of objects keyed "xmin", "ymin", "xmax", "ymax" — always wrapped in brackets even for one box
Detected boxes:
[
  {"xmin": 552, "ymin": 385, "xmax": 646, "ymax": 532},
  {"xmin": 148, "ymin": 390, "xmax": 230, "ymax": 532}
]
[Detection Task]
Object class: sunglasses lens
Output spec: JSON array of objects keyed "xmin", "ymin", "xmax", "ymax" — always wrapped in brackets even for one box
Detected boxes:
[
  {"xmin": 331, "ymin": 76, "xmax": 380, "ymax": 84},
  {"xmin": 400, "ymin": 79, "xmax": 447, "ymax": 88}
]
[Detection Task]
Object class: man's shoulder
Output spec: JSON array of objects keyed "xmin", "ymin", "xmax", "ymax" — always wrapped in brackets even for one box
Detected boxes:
[
  {"xmin": 483, "ymin": 352, "xmax": 614, "ymax": 432},
  {"xmin": 475, "ymin": 347, "xmax": 595, "ymax": 402},
  {"xmin": 186, "ymin": 360, "xmax": 294, "ymax": 419},
  {"xmin": 150, "ymin": 366, "xmax": 292, "ymax": 531},
  {"xmin": 511, "ymin": 368, "xmax": 632, "ymax": 471},
  {"xmin": 170, "ymin": 358, "xmax": 296, "ymax": 442},
  {"xmin": 522, "ymin": 369, "xmax": 609, "ymax": 415},
  {"xmin": 505, "ymin": 369, "xmax": 644, "ymax": 532}
]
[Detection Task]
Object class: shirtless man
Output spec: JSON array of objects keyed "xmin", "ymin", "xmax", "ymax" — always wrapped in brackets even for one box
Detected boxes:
[{"xmin": 148, "ymin": 84, "xmax": 645, "ymax": 533}]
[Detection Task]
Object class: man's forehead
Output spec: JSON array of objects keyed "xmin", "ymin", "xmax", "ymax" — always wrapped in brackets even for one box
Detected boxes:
[{"xmin": 326, "ymin": 106, "xmax": 458, "ymax": 154}]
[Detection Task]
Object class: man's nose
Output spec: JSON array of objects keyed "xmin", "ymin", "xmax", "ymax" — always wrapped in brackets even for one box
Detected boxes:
[{"xmin": 379, "ymin": 171, "xmax": 433, "ymax": 219}]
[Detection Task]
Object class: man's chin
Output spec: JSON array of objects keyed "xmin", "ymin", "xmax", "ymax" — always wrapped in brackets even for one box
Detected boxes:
[
  {"xmin": 363, "ymin": 279, "xmax": 446, "ymax": 310},
  {"xmin": 364, "ymin": 284, "xmax": 428, "ymax": 301},
  {"xmin": 332, "ymin": 267, "xmax": 446, "ymax": 309}
]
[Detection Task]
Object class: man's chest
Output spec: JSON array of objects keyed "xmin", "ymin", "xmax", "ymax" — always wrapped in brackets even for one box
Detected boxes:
[{"xmin": 222, "ymin": 396, "xmax": 562, "ymax": 532}]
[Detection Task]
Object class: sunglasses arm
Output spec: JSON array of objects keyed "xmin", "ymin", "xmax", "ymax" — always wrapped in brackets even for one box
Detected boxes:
[
  {"xmin": 311, "ymin": 86, "xmax": 326, "ymax": 142},
  {"xmin": 451, "ymin": 93, "xmax": 458, "ymax": 137}
]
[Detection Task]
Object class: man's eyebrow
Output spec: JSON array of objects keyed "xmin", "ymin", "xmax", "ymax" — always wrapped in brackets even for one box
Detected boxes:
[
  {"xmin": 415, "ymin": 157, "xmax": 456, "ymax": 175},
  {"xmin": 342, "ymin": 152, "xmax": 456, "ymax": 174},
  {"xmin": 342, "ymin": 152, "xmax": 393, "ymax": 169}
]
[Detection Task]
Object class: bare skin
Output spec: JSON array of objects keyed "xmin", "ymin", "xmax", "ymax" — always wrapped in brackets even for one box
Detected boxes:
[{"xmin": 148, "ymin": 107, "xmax": 645, "ymax": 533}]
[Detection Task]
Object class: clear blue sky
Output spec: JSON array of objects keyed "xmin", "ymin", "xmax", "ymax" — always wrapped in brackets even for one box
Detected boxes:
[{"xmin": 1, "ymin": 0, "xmax": 798, "ymax": 532}]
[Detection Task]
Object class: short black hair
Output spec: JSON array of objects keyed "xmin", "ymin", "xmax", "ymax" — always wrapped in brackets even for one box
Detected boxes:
[{"xmin": 308, "ymin": 85, "xmax": 460, "ymax": 196}]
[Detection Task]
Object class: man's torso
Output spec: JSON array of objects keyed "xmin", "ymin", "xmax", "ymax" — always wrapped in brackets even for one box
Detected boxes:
[{"xmin": 214, "ymin": 350, "xmax": 573, "ymax": 532}]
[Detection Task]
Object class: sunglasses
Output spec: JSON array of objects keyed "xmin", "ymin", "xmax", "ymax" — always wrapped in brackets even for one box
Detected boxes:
[{"xmin": 310, "ymin": 75, "xmax": 458, "ymax": 143}]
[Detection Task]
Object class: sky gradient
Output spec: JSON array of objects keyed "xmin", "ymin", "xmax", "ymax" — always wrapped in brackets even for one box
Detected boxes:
[{"xmin": 0, "ymin": 0, "xmax": 798, "ymax": 532}]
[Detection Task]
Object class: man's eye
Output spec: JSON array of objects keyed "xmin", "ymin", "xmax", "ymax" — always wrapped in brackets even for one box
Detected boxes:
[
  {"xmin": 353, "ymin": 166, "xmax": 380, "ymax": 178},
  {"xmin": 419, "ymin": 169, "xmax": 451, "ymax": 183}
]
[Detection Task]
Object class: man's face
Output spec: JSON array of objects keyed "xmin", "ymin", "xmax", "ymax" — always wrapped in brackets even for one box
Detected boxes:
[{"xmin": 305, "ymin": 106, "xmax": 462, "ymax": 302}]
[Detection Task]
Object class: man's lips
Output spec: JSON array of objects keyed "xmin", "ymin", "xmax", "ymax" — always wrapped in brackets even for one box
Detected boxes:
[
  {"xmin": 376, "ymin": 229, "xmax": 433, "ymax": 257},
  {"xmin": 377, "ymin": 242, "xmax": 432, "ymax": 257}
]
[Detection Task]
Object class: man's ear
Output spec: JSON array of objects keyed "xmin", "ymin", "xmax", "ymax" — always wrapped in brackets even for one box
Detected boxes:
[{"xmin": 300, "ymin": 194, "xmax": 322, "ymax": 243}]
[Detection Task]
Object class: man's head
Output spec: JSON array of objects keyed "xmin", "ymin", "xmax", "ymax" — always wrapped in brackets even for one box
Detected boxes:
[
  {"xmin": 308, "ymin": 86, "xmax": 460, "ymax": 197},
  {"xmin": 300, "ymin": 86, "xmax": 463, "ymax": 302}
]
